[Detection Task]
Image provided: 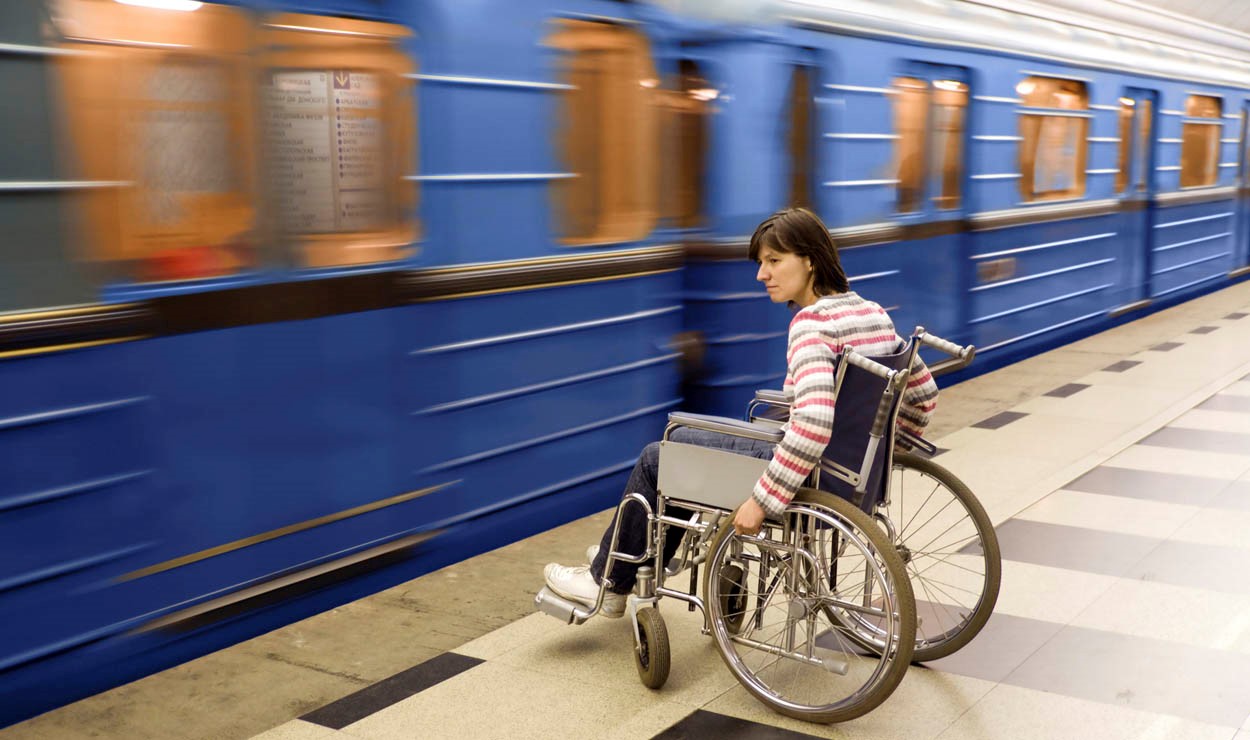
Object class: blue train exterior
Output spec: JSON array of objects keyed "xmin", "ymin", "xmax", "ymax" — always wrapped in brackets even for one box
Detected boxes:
[{"xmin": 2, "ymin": 0, "xmax": 1248, "ymax": 726}]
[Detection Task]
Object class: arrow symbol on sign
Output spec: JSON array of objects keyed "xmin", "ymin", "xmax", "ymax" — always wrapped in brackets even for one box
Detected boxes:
[{"xmin": 335, "ymin": 71, "xmax": 350, "ymax": 88}]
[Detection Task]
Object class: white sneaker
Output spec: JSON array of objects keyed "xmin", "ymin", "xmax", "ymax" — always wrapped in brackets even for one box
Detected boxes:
[
  {"xmin": 585, "ymin": 545, "xmax": 599, "ymax": 564},
  {"xmin": 543, "ymin": 563, "xmax": 625, "ymax": 618}
]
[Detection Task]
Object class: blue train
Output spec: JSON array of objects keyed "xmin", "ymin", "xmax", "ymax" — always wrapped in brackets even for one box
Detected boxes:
[{"xmin": 3, "ymin": 0, "xmax": 1248, "ymax": 725}]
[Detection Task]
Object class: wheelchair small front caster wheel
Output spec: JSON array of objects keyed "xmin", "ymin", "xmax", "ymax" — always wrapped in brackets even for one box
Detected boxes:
[{"xmin": 634, "ymin": 607, "xmax": 670, "ymax": 689}]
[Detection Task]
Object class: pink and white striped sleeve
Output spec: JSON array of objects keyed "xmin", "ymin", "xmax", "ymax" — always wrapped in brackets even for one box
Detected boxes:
[{"xmin": 751, "ymin": 317, "xmax": 838, "ymax": 519}]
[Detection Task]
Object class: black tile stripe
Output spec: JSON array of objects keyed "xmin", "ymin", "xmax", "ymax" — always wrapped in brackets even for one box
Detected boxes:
[
  {"xmin": 1103, "ymin": 360, "xmax": 1141, "ymax": 372},
  {"xmin": 653, "ymin": 709, "xmax": 825, "ymax": 739},
  {"xmin": 1044, "ymin": 383, "xmax": 1090, "ymax": 398},
  {"xmin": 1225, "ymin": 312, "xmax": 1248, "ymax": 320},
  {"xmin": 1150, "ymin": 341, "xmax": 1182, "ymax": 351},
  {"xmin": 1190, "ymin": 326, "xmax": 1219, "ymax": 334},
  {"xmin": 301, "ymin": 651, "xmax": 483, "ymax": 730},
  {"xmin": 972, "ymin": 410, "xmax": 1027, "ymax": 429}
]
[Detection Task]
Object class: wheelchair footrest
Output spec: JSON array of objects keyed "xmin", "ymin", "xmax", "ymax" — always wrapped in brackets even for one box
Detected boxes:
[{"xmin": 534, "ymin": 587, "xmax": 591, "ymax": 625}]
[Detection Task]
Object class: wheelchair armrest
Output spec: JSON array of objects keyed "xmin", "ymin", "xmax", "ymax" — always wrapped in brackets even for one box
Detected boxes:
[
  {"xmin": 747, "ymin": 389, "xmax": 791, "ymax": 424},
  {"xmin": 754, "ymin": 389, "xmax": 789, "ymax": 405},
  {"xmin": 667, "ymin": 411, "xmax": 785, "ymax": 444}
]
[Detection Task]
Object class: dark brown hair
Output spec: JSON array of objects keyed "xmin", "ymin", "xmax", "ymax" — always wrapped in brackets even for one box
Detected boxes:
[{"xmin": 748, "ymin": 207, "xmax": 849, "ymax": 295}]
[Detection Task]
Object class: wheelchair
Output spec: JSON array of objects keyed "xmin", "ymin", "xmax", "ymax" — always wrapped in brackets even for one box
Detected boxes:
[{"xmin": 534, "ymin": 328, "xmax": 1000, "ymax": 723}]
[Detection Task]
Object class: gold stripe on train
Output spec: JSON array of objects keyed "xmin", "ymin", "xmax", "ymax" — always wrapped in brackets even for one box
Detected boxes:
[{"xmin": 117, "ymin": 480, "xmax": 458, "ymax": 582}]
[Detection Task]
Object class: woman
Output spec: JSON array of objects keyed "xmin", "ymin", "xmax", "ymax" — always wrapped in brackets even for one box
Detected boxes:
[{"xmin": 543, "ymin": 208, "xmax": 938, "ymax": 617}]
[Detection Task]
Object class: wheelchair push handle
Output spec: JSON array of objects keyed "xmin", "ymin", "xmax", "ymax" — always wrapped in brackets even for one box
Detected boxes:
[
  {"xmin": 914, "ymin": 327, "xmax": 976, "ymax": 369},
  {"xmin": 842, "ymin": 349, "xmax": 898, "ymax": 381}
]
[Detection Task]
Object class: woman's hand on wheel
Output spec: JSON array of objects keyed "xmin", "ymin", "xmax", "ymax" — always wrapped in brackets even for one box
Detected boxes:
[{"xmin": 733, "ymin": 497, "xmax": 766, "ymax": 536}]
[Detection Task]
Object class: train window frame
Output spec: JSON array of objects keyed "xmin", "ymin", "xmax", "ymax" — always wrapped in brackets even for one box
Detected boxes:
[
  {"xmin": 50, "ymin": 0, "xmax": 259, "ymax": 284},
  {"xmin": 1180, "ymin": 94, "xmax": 1222, "ymax": 189},
  {"xmin": 659, "ymin": 57, "xmax": 712, "ymax": 230},
  {"xmin": 891, "ymin": 67, "xmax": 968, "ymax": 215},
  {"xmin": 546, "ymin": 18, "xmax": 660, "ymax": 247},
  {"xmin": 261, "ymin": 14, "xmax": 419, "ymax": 270},
  {"xmin": 1017, "ymin": 76, "xmax": 1089, "ymax": 203}
]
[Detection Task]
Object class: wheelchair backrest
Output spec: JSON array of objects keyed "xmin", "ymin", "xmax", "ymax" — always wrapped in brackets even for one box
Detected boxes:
[{"xmin": 817, "ymin": 341, "xmax": 914, "ymax": 512}]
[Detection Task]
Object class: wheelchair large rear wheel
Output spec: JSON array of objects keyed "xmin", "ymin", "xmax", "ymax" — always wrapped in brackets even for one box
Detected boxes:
[
  {"xmin": 882, "ymin": 452, "xmax": 1000, "ymax": 662},
  {"xmin": 703, "ymin": 489, "xmax": 916, "ymax": 724}
]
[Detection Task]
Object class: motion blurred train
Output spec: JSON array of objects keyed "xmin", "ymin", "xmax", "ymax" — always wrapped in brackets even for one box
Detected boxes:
[{"xmin": 3, "ymin": 0, "xmax": 1249, "ymax": 724}]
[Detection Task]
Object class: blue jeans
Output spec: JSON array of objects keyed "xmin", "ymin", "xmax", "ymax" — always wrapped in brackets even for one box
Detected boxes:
[{"xmin": 589, "ymin": 427, "xmax": 774, "ymax": 594}]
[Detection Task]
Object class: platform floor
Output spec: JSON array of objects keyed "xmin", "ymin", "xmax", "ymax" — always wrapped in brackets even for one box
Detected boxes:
[{"xmin": 9, "ymin": 282, "xmax": 1250, "ymax": 740}]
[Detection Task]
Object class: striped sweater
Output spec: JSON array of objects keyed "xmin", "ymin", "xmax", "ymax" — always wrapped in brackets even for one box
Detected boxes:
[{"xmin": 752, "ymin": 292, "xmax": 939, "ymax": 518}]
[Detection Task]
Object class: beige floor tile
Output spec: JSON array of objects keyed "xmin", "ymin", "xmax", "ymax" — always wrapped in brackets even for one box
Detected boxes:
[
  {"xmin": 236, "ymin": 599, "xmax": 447, "ymax": 684},
  {"xmin": 1015, "ymin": 490, "xmax": 1200, "ymax": 539},
  {"xmin": 993, "ymin": 560, "xmax": 1118, "ymax": 625},
  {"xmin": 929, "ymin": 449, "xmax": 1096, "ymax": 525},
  {"xmin": 940, "ymin": 414, "xmax": 1126, "ymax": 463},
  {"xmin": 251, "ymin": 720, "xmax": 349, "ymax": 740},
  {"xmin": 1013, "ymin": 385, "xmax": 1188, "ymax": 425},
  {"xmin": 1080, "ymin": 360, "xmax": 1215, "ymax": 393},
  {"xmin": 3, "ymin": 646, "xmax": 367, "ymax": 740},
  {"xmin": 1219, "ymin": 381, "xmax": 1250, "ymax": 398},
  {"xmin": 703, "ymin": 667, "xmax": 995, "ymax": 740},
  {"xmin": 484, "ymin": 598, "xmax": 741, "ymax": 708},
  {"xmin": 1069, "ymin": 578, "xmax": 1250, "ymax": 652},
  {"xmin": 936, "ymin": 684, "xmax": 1236, "ymax": 740},
  {"xmin": 456, "ymin": 612, "xmax": 567, "ymax": 661},
  {"xmin": 600, "ymin": 701, "xmax": 700, "ymax": 740},
  {"xmin": 1103, "ymin": 445, "xmax": 1250, "ymax": 481},
  {"xmin": 1170, "ymin": 409, "xmax": 1250, "ymax": 435},
  {"xmin": 1169, "ymin": 508, "xmax": 1250, "ymax": 550},
  {"xmin": 338, "ymin": 660, "xmax": 691, "ymax": 740}
]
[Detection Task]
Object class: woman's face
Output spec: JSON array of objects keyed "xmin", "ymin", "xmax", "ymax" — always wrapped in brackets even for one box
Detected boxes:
[{"xmin": 756, "ymin": 244, "xmax": 817, "ymax": 307}]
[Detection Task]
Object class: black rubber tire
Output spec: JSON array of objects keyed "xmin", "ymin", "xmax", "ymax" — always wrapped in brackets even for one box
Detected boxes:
[
  {"xmin": 889, "ymin": 452, "xmax": 1001, "ymax": 662},
  {"xmin": 634, "ymin": 606, "xmax": 670, "ymax": 690}
]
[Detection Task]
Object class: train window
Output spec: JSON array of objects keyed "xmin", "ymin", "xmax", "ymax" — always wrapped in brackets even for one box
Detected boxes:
[
  {"xmin": 1115, "ymin": 99, "xmax": 1133, "ymax": 194},
  {"xmin": 788, "ymin": 66, "xmax": 815, "ymax": 210},
  {"xmin": 52, "ymin": 0, "xmax": 257, "ymax": 282},
  {"xmin": 893, "ymin": 77, "xmax": 928, "ymax": 213},
  {"xmin": 932, "ymin": 79, "xmax": 967, "ymax": 210},
  {"xmin": 1018, "ymin": 76, "xmax": 1088, "ymax": 202},
  {"xmin": 1181, "ymin": 95, "xmax": 1221, "ymax": 188},
  {"xmin": 660, "ymin": 59, "xmax": 711, "ymax": 229},
  {"xmin": 548, "ymin": 19, "xmax": 659, "ymax": 245},
  {"xmin": 261, "ymin": 15, "xmax": 418, "ymax": 268},
  {"xmin": 892, "ymin": 76, "xmax": 966, "ymax": 213}
]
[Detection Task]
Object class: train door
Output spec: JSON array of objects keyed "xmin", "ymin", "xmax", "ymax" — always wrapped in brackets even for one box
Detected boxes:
[
  {"xmin": 892, "ymin": 63, "xmax": 968, "ymax": 340},
  {"xmin": 1115, "ymin": 87, "xmax": 1156, "ymax": 310},
  {"xmin": 1235, "ymin": 101, "xmax": 1250, "ymax": 273}
]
